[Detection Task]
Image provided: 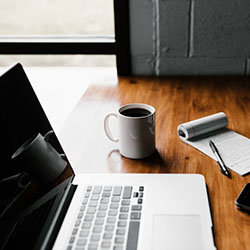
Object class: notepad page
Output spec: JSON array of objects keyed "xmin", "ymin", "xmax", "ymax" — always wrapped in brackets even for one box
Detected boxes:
[{"xmin": 181, "ymin": 128, "xmax": 250, "ymax": 176}]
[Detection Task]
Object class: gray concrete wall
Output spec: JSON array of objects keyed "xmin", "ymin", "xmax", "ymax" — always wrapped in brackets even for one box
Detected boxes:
[{"xmin": 129, "ymin": 0, "xmax": 250, "ymax": 76}]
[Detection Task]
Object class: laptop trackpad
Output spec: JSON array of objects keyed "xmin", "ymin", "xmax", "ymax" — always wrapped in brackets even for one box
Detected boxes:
[{"xmin": 152, "ymin": 215, "xmax": 204, "ymax": 250}]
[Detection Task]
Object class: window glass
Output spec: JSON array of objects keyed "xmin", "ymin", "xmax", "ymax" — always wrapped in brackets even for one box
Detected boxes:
[
  {"xmin": 0, "ymin": 0, "xmax": 114, "ymax": 35},
  {"xmin": 0, "ymin": 0, "xmax": 115, "ymax": 67}
]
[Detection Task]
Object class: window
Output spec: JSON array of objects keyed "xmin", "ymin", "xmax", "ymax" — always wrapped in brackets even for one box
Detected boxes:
[
  {"xmin": 0, "ymin": 0, "xmax": 131, "ymax": 75},
  {"xmin": 0, "ymin": 0, "xmax": 114, "ymax": 36}
]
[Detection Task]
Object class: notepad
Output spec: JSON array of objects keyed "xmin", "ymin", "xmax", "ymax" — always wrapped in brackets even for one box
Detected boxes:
[{"xmin": 178, "ymin": 112, "xmax": 250, "ymax": 176}]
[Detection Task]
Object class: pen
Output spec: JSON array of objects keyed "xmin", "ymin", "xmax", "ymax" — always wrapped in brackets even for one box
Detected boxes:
[{"xmin": 209, "ymin": 140, "xmax": 231, "ymax": 178}]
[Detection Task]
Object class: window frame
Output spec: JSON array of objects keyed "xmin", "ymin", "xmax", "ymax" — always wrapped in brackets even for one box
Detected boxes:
[{"xmin": 0, "ymin": 0, "xmax": 131, "ymax": 75}]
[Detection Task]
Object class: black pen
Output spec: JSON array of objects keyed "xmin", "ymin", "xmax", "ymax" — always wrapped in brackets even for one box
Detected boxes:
[{"xmin": 209, "ymin": 140, "xmax": 231, "ymax": 178}]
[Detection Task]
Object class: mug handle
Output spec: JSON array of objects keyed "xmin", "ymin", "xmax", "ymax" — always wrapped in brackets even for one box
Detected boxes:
[
  {"xmin": 60, "ymin": 154, "xmax": 67, "ymax": 163},
  {"xmin": 104, "ymin": 113, "xmax": 119, "ymax": 142},
  {"xmin": 44, "ymin": 130, "xmax": 54, "ymax": 142},
  {"xmin": 44, "ymin": 131, "xmax": 67, "ymax": 163}
]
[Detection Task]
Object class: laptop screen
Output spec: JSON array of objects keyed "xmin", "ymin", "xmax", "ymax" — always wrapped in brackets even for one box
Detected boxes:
[{"xmin": 0, "ymin": 63, "xmax": 73, "ymax": 215}]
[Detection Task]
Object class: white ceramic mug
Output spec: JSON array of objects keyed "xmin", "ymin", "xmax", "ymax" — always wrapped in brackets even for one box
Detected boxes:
[
  {"xmin": 104, "ymin": 103, "xmax": 155, "ymax": 159},
  {"xmin": 11, "ymin": 131, "xmax": 67, "ymax": 184}
]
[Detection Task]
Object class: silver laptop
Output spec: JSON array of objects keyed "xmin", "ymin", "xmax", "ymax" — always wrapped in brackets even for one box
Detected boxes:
[{"xmin": 0, "ymin": 64, "xmax": 216, "ymax": 250}]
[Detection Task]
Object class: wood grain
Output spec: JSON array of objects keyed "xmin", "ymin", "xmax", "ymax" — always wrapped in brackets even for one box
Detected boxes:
[{"xmin": 60, "ymin": 75, "xmax": 250, "ymax": 250}]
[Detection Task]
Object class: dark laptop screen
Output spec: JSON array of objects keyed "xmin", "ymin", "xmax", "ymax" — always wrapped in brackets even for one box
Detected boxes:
[
  {"xmin": 0, "ymin": 63, "xmax": 74, "ymax": 250},
  {"xmin": 0, "ymin": 63, "xmax": 68, "ymax": 179},
  {"xmin": 0, "ymin": 63, "xmax": 73, "ymax": 212}
]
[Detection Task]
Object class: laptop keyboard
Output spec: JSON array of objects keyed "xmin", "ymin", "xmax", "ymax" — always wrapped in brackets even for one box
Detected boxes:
[{"xmin": 67, "ymin": 185, "xmax": 144, "ymax": 250}]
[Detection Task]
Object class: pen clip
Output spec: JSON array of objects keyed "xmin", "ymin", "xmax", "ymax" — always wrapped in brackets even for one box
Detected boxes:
[
  {"xmin": 216, "ymin": 161, "xmax": 231, "ymax": 177},
  {"xmin": 216, "ymin": 161, "xmax": 225, "ymax": 173}
]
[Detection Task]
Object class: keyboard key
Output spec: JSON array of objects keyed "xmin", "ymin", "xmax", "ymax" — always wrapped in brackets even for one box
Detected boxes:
[
  {"xmin": 119, "ymin": 214, "xmax": 128, "ymax": 220},
  {"xmin": 82, "ymin": 198, "xmax": 88, "ymax": 204},
  {"xmin": 132, "ymin": 205, "xmax": 142, "ymax": 211},
  {"xmin": 99, "ymin": 204, "xmax": 108, "ymax": 210},
  {"xmin": 77, "ymin": 212, "xmax": 84, "ymax": 219},
  {"xmin": 107, "ymin": 217, "xmax": 116, "ymax": 224},
  {"xmin": 120, "ymin": 206, "xmax": 129, "ymax": 213},
  {"xmin": 115, "ymin": 236, "xmax": 124, "ymax": 244},
  {"xmin": 93, "ymin": 186, "xmax": 102, "ymax": 194},
  {"xmin": 103, "ymin": 232, "xmax": 113, "ymax": 239},
  {"xmin": 90, "ymin": 234, "xmax": 101, "ymax": 242},
  {"xmin": 139, "ymin": 192, "xmax": 143, "ymax": 198},
  {"xmin": 88, "ymin": 243, "xmax": 98, "ymax": 250},
  {"xmin": 76, "ymin": 239, "xmax": 87, "ymax": 246},
  {"xmin": 139, "ymin": 186, "xmax": 144, "ymax": 192},
  {"xmin": 105, "ymin": 225, "xmax": 115, "ymax": 231},
  {"xmin": 80, "ymin": 230, "xmax": 89, "ymax": 237},
  {"xmin": 80, "ymin": 205, "xmax": 86, "ymax": 211},
  {"xmin": 85, "ymin": 192, "xmax": 90, "ymax": 198},
  {"xmin": 138, "ymin": 198, "xmax": 143, "ymax": 204},
  {"xmin": 116, "ymin": 229, "xmax": 126, "ymax": 235},
  {"xmin": 117, "ymin": 221, "xmax": 127, "ymax": 227},
  {"xmin": 69, "ymin": 236, "xmax": 75, "ymax": 244},
  {"xmin": 104, "ymin": 186, "xmax": 112, "ymax": 191},
  {"xmin": 91, "ymin": 194, "xmax": 100, "ymax": 201},
  {"xmin": 95, "ymin": 219, "xmax": 105, "ymax": 225},
  {"xmin": 87, "ymin": 208, "xmax": 96, "ymax": 214},
  {"xmin": 130, "ymin": 212, "xmax": 141, "ymax": 220},
  {"xmin": 111, "ymin": 197, "xmax": 120, "ymax": 202},
  {"xmin": 121, "ymin": 200, "xmax": 130, "ymax": 206},
  {"xmin": 89, "ymin": 201, "xmax": 98, "ymax": 207},
  {"xmin": 133, "ymin": 192, "xmax": 139, "ymax": 198},
  {"xmin": 97, "ymin": 211, "xmax": 106, "ymax": 218},
  {"xmin": 75, "ymin": 219, "xmax": 81, "ymax": 227},
  {"xmin": 87, "ymin": 186, "xmax": 92, "ymax": 192},
  {"xmin": 110, "ymin": 203, "xmax": 119, "ymax": 209},
  {"xmin": 102, "ymin": 192, "xmax": 111, "ymax": 197},
  {"xmin": 101, "ymin": 198, "xmax": 110, "ymax": 204},
  {"xmin": 101, "ymin": 241, "xmax": 111, "ymax": 248},
  {"xmin": 92, "ymin": 226, "xmax": 102, "ymax": 233},
  {"xmin": 123, "ymin": 186, "xmax": 132, "ymax": 199},
  {"xmin": 113, "ymin": 246, "xmax": 123, "ymax": 250},
  {"xmin": 113, "ymin": 186, "xmax": 122, "ymax": 196},
  {"xmin": 84, "ymin": 215, "xmax": 94, "ymax": 221},
  {"xmin": 72, "ymin": 228, "xmax": 78, "ymax": 235},
  {"xmin": 126, "ymin": 221, "xmax": 140, "ymax": 250},
  {"xmin": 108, "ymin": 210, "xmax": 118, "ymax": 216},
  {"xmin": 82, "ymin": 222, "xmax": 91, "ymax": 229}
]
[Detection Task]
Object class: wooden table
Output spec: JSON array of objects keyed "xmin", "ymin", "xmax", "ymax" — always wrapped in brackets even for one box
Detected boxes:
[{"xmin": 60, "ymin": 75, "xmax": 250, "ymax": 250}]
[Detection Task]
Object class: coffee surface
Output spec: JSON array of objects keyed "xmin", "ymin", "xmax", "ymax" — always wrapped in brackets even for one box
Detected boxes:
[{"xmin": 120, "ymin": 108, "xmax": 151, "ymax": 117}]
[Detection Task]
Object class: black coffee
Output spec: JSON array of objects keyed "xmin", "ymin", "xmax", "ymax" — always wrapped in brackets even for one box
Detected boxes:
[{"xmin": 121, "ymin": 108, "xmax": 151, "ymax": 117}]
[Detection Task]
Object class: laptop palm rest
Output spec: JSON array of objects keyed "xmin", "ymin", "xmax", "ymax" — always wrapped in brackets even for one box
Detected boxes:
[{"xmin": 152, "ymin": 214, "xmax": 204, "ymax": 250}]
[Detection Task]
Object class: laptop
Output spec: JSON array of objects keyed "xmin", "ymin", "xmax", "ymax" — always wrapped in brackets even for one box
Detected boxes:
[{"xmin": 0, "ymin": 63, "xmax": 216, "ymax": 250}]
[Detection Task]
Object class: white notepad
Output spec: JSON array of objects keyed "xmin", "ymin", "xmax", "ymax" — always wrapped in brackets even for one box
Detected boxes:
[{"xmin": 178, "ymin": 112, "xmax": 250, "ymax": 176}]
